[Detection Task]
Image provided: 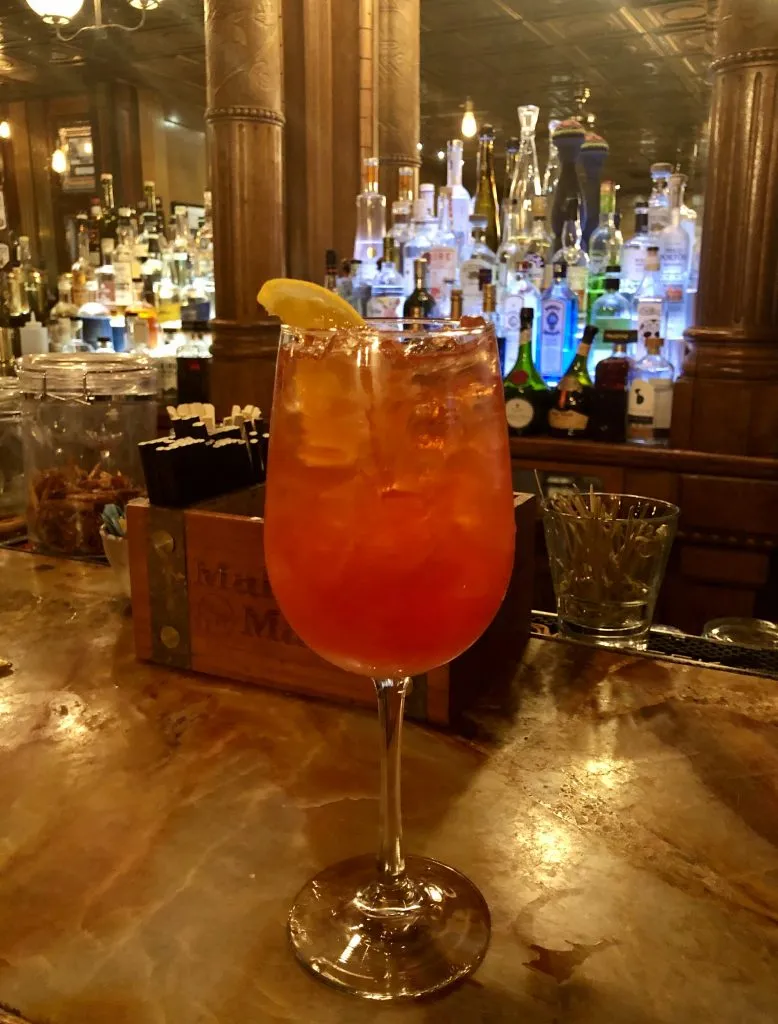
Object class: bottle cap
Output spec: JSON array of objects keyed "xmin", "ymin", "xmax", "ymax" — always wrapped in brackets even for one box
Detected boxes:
[
  {"xmin": 482, "ymin": 282, "xmax": 496, "ymax": 312},
  {"xmin": 520, "ymin": 308, "xmax": 534, "ymax": 328},
  {"xmin": 477, "ymin": 266, "xmax": 493, "ymax": 287},
  {"xmin": 553, "ymin": 261, "xmax": 567, "ymax": 278}
]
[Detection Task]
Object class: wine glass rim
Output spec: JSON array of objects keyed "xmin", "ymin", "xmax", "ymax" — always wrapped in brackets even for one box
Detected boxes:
[
  {"xmin": 280, "ymin": 318, "xmax": 493, "ymax": 340},
  {"xmin": 543, "ymin": 492, "xmax": 680, "ymax": 523}
]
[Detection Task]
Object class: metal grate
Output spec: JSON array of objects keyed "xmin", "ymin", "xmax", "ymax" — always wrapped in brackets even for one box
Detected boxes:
[{"xmin": 531, "ymin": 611, "xmax": 778, "ymax": 679}]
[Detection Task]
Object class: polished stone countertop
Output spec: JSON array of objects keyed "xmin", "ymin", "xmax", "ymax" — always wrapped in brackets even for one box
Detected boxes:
[{"xmin": 0, "ymin": 549, "xmax": 776, "ymax": 1023}]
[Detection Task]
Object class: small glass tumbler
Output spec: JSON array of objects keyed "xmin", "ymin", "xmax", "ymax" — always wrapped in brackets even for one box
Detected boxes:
[{"xmin": 543, "ymin": 492, "xmax": 678, "ymax": 649}]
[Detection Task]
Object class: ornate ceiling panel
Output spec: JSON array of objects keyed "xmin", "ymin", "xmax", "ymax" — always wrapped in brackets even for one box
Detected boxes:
[
  {"xmin": 420, "ymin": 0, "xmax": 713, "ymax": 197},
  {"xmin": 0, "ymin": 0, "xmax": 712, "ymax": 197}
]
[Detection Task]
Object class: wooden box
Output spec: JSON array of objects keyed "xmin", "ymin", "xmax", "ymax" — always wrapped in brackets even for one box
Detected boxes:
[{"xmin": 127, "ymin": 488, "xmax": 535, "ymax": 726}]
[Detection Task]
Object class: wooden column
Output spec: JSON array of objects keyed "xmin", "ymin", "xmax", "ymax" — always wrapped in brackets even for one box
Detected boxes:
[
  {"xmin": 204, "ymin": 0, "xmax": 285, "ymax": 419},
  {"xmin": 378, "ymin": 0, "xmax": 421, "ymax": 205},
  {"xmin": 283, "ymin": 0, "xmax": 371, "ymax": 279},
  {"xmin": 671, "ymin": 0, "xmax": 778, "ymax": 456}
]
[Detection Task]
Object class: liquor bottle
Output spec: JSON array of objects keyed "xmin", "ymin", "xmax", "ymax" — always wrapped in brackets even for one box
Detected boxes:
[
  {"xmin": 549, "ymin": 119, "xmax": 586, "ymax": 251},
  {"xmin": 397, "ymin": 165, "xmax": 415, "ymax": 204},
  {"xmin": 113, "ymin": 208, "xmax": 135, "ymax": 311},
  {"xmin": 335, "ymin": 259, "xmax": 353, "ymax": 303},
  {"xmin": 474, "ymin": 125, "xmax": 500, "ymax": 252},
  {"xmin": 125, "ymin": 280, "xmax": 160, "ymax": 351},
  {"xmin": 4, "ymin": 238, "xmax": 28, "ymax": 320},
  {"xmin": 403, "ymin": 258, "xmax": 437, "ymax": 319},
  {"xmin": 349, "ymin": 259, "xmax": 370, "ymax": 316},
  {"xmin": 508, "ymin": 105, "xmax": 541, "ymax": 244},
  {"xmin": 450, "ymin": 288, "xmax": 463, "ymax": 320},
  {"xmin": 496, "ymin": 198, "xmax": 524, "ymax": 291},
  {"xmin": 142, "ymin": 180, "xmax": 157, "ymax": 218},
  {"xmin": 634, "ymin": 245, "xmax": 664, "ymax": 360},
  {"xmin": 502, "ymin": 136, "xmax": 520, "ymax": 228},
  {"xmin": 171, "ymin": 206, "xmax": 193, "ymax": 290},
  {"xmin": 579, "ymin": 132, "xmax": 609, "ymax": 249},
  {"xmin": 428, "ymin": 189, "xmax": 458, "ymax": 313},
  {"xmin": 538, "ymin": 261, "xmax": 578, "ymax": 385},
  {"xmin": 621, "ymin": 202, "xmax": 650, "ymax": 296},
  {"xmin": 99, "ymin": 173, "xmax": 118, "ymax": 262},
  {"xmin": 389, "ymin": 200, "xmax": 412, "ymax": 277},
  {"xmin": 18, "ymin": 236, "xmax": 47, "ymax": 321},
  {"xmin": 591, "ymin": 330, "xmax": 635, "ymax": 443},
  {"xmin": 589, "ymin": 266, "xmax": 631, "ymax": 367},
  {"xmin": 501, "ymin": 260, "xmax": 541, "ymax": 368},
  {"xmin": 680, "ymin": 181, "xmax": 698, "ymax": 262},
  {"xmin": 86, "ymin": 197, "xmax": 103, "ymax": 268},
  {"xmin": 627, "ymin": 336, "xmax": 674, "ymax": 446},
  {"xmin": 140, "ymin": 224, "xmax": 163, "ymax": 306},
  {"xmin": 445, "ymin": 139, "xmax": 471, "ymax": 256},
  {"xmin": 324, "ymin": 249, "xmax": 338, "ymax": 291},
  {"xmin": 542, "ymin": 118, "xmax": 561, "ymax": 209},
  {"xmin": 402, "ymin": 198, "xmax": 436, "ymax": 295},
  {"xmin": 367, "ymin": 237, "xmax": 404, "ymax": 317},
  {"xmin": 96, "ymin": 245, "xmax": 116, "ymax": 310},
  {"xmin": 71, "ymin": 213, "xmax": 96, "ymax": 307},
  {"xmin": 459, "ymin": 215, "xmax": 497, "ymax": 315},
  {"xmin": 0, "ymin": 173, "xmax": 11, "ymax": 270},
  {"xmin": 552, "ymin": 197, "xmax": 589, "ymax": 323},
  {"xmin": 647, "ymin": 162, "xmax": 673, "ymax": 237},
  {"xmin": 587, "ymin": 181, "xmax": 621, "ymax": 309},
  {"xmin": 548, "ymin": 325, "xmax": 597, "ymax": 439},
  {"xmin": 482, "ymin": 281, "xmax": 507, "ymax": 375},
  {"xmin": 154, "ymin": 252, "xmax": 182, "ymax": 324},
  {"xmin": 504, "ymin": 308, "xmax": 549, "ymax": 436},
  {"xmin": 659, "ymin": 171, "xmax": 690, "ymax": 348},
  {"xmin": 523, "ymin": 196, "xmax": 553, "ymax": 291},
  {"xmin": 48, "ymin": 273, "xmax": 79, "ymax": 351},
  {"xmin": 353, "ymin": 156, "xmax": 386, "ymax": 279},
  {"xmin": 419, "ymin": 182, "xmax": 437, "ymax": 220}
]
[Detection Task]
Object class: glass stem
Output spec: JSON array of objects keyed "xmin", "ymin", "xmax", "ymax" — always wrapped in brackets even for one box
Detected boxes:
[{"xmin": 374, "ymin": 677, "xmax": 411, "ymax": 883}]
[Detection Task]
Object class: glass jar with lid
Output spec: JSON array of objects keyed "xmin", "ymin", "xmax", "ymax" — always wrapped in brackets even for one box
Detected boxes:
[
  {"xmin": 20, "ymin": 353, "xmax": 158, "ymax": 556},
  {"xmin": 0, "ymin": 377, "xmax": 24, "ymax": 533}
]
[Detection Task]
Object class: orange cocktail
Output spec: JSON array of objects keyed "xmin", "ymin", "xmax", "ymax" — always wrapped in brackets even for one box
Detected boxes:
[{"xmin": 264, "ymin": 319, "xmax": 516, "ymax": 679}]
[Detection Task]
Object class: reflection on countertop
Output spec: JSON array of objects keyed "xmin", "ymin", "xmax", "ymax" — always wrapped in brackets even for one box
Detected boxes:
[{"xmin": 0, "ymin": 549, "xmax": 776, "ymax": 1023}]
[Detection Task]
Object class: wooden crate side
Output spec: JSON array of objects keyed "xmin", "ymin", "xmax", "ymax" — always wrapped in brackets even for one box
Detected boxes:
[
  {"xmin": 183, "ymin": 507, "xmax": 375, "ymax": 709},
  {"xmin": 126, "ymin": 498, "xmax": 153, "ymax": 660}
]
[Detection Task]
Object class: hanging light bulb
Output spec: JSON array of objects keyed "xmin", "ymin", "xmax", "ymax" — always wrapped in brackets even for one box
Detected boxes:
[
  {"xmin": 51, "ymin": 147, "xmax": 68, "ymax": 174},
  {"xmin": 0, "ymin": 121, "xmax": 10, "ymax": 140},
  {"xmin": 25, "ymin": 0, "xmax": 84, "ymax": 25},
  {"xmin": 129, "ymin": 0, "xmax": 162, "ymax": 9},
  {"xmin": 461, "ymin": 99, "xmax": 477, "ymax": 140}
]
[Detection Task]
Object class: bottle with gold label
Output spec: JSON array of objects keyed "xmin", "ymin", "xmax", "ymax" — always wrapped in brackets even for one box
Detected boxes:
[
  {"xmin": 548, "ymin": 325, "xmax": 597, "ymax": 439},
  {"xmin": 504, "ymin": 309, "xmax": 549, "ymax": 436}
]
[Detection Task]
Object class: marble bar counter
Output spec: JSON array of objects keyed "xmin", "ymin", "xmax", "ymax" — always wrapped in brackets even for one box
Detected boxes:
[{"xmin": 0, "ymin": 550, "xmax": 777, "ymax": 1024}]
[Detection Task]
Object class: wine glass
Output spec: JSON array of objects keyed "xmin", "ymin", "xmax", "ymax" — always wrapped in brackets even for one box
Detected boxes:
[{"xmin": 264, "ymin": 318, "xmax": 515, "ymax": 999}]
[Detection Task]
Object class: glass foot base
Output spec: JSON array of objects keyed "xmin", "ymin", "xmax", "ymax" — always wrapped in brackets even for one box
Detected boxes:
[{"xmin": 288, "ymin": 853, "xmax": 490, "ymax": 1000}]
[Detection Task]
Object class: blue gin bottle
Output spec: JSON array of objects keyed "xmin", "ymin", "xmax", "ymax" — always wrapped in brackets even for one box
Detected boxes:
[{"xmin": 538, "ymin": 261, "xmax": 578, "ymax": 386}]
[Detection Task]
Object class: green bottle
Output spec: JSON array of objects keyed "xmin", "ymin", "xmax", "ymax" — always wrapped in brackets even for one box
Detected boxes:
[
  {"xmin": 504, "ymin": 309, "xmax": 549, "ymax": 436},
  {"xmin": 548, "ymin": 324, "xmax": 598, "ymax": 438}
]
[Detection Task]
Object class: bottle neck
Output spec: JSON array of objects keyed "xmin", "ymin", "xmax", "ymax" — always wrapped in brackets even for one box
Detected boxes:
[
  {"xmin": 517, "ymin": 325, "xmax": 533, "ymax": 353},
  {"xmin": 478, "ymin": 140, "xmax": 495, "ymax": 184},
  {"xmin": 447, "ymin": 146, "xmax": 463, "ymax": 188},
  {"xmin": 561, "ymin": 219, "xmax": 580, "ymax": 249}
]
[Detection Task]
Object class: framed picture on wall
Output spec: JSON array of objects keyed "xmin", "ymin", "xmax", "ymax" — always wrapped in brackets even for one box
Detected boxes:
[
  {"xmin": 171, "ymin": 202, "xmax": 204, "ymax": 233},
  {"xmin": 59, "ymin": 124, "xmax": 96, "ymax": 193}
]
